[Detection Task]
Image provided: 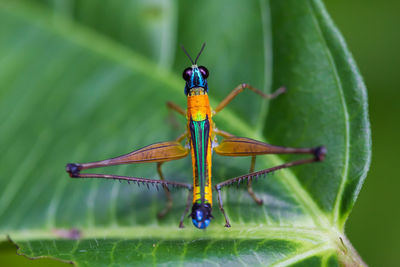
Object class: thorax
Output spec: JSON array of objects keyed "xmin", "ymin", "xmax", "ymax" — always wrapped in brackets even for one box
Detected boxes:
[{"xmin": 187, "ymin": 93, "xmax": 212, "ymax": 122}]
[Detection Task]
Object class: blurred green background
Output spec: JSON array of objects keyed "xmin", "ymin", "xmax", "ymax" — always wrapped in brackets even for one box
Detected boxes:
[
  {"xmin": 0, "ymin": 0, "xmax": 398, "ymax": 266},
  {"xmin": 325, "ymin": 0, "xmax": 400, "ymax": 266}
]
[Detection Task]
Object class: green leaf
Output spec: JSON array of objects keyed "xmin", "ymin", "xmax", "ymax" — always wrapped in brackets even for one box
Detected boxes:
[
  {"xmin": 0, "ymin": 0, "xmax": 370, "ymax": 266},
  {"xmin": 267, "ymin": 0, "xmax": 371, "ymax": 229}
]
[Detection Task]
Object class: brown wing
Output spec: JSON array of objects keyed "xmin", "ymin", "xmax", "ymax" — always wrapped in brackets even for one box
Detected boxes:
[
  {"xmin": 214, "ymin": 137, "xmax": 312, "ymax": 157},
  {"xmin": 77, "ymin": 141, "xmax": 189, "ymax": 170}
]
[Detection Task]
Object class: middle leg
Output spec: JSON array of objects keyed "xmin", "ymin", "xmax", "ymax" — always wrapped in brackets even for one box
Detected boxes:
[
  {"xmin": 214, "ymin": 132, "xmax": 266, "ymax": 205},
  {"xmin": 156, "ymin": 162, "xmax": 173, "ymax": 218},
  {"xmin": 156, "ymin": 132, "xmax": 188, "ymax": 218},
  {"xmin": 247, "ymin": 156, "xmax": 263, "ymax": 205}
]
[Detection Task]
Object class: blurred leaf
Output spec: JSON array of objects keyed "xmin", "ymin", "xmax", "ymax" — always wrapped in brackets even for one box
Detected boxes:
[
  {"xmin": 0, "ymin": 0, "xmax": 370, "ymax": 266},
  {"xmin": 29, "ymin": 0, "xmax": 178, "ymax": 67}
]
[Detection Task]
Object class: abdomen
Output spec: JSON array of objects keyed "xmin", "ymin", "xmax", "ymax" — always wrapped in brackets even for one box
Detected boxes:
[{"xmin": 187, "ymin": 94, "xmax": 213, "ymax": 206}]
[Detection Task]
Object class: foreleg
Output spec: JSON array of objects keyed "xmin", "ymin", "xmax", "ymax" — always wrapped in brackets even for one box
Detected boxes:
[{"xmin": 214, "ymin": 84, "xmax": 286, "ymax": 114}]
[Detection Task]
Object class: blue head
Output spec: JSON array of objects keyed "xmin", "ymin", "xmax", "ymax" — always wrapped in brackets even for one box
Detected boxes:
[
  {"xmin": 190, "ymin": 203, "xmax": 213, "ymax": 229},
  {"xmin": 181, "ymin": 43, "xmax": 209, "ymax": 96}
]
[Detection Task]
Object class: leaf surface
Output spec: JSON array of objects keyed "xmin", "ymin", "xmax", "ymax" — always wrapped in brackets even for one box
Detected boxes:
[{"xmin": 0, "ymin": 0, "xmax": 370, "ymax": 266}]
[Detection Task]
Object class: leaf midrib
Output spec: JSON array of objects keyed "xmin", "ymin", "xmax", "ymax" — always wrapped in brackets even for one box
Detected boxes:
[
  {"xmin": 6, "ymin": 225, "xmax": 333, "ymax": 242},
  {"xmin": 8, "ymin": 226, "xmax": 340, "ymax": 266}
]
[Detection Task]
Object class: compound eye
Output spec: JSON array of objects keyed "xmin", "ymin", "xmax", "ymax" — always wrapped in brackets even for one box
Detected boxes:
[
  {"xmin": 182, "ymin": 67, "xmax": 192, "ymax": 81},
  {"xmin": 198, "ymin": 66, "xmax": 209, "ymax": 78}
]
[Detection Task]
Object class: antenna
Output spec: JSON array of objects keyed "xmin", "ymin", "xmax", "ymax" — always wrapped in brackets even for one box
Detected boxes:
[
  {"xmin": 180, "ymin": 44, "xmax": 195, "ymax": 65},
  {"xmin": 180, "ymin": 42, "xmax": 207, "ymax": 65},
  {"xmin": 195, "ymin": 42, "xmax": 206, "ymax": 64}
]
